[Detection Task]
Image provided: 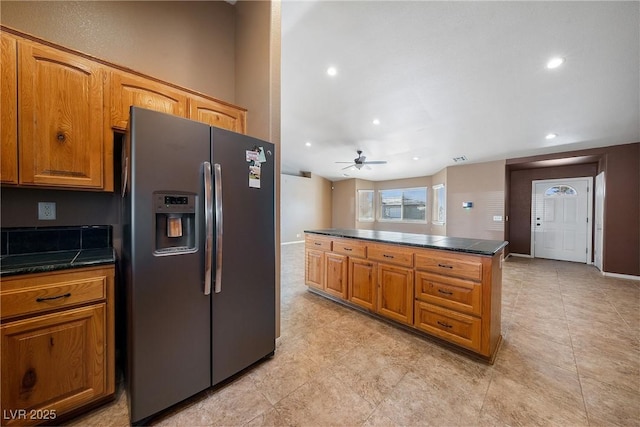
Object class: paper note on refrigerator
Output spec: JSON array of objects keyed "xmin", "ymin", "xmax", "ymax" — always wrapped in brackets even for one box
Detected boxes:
[
  {"xmin": 246, "ymin": 149, "xmax": 262, "ymax": 188},
  {"xmin": 249, "ymin": 161, "xmax": 261, "ymax": 188}
]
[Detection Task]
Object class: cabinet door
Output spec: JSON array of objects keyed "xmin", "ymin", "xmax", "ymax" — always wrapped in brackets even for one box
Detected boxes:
[
  {"xmin": 305, "ymin": 249, "xmax": 324, "ymax": 290},
  {"xmin": 1, "ymin": 304, "xmax": 106, "ymax": 426},
  {"xmin": 108, "ymin": 71, "xmax": 187, "ymax": 130},
  {"xmin": 18, "ymin": 41, "xmax": 104, "ymax": 188},
  {"xmin": 377, "ymin": 263, "xmax": 414, "ymax": 325},
  {"xmin": 414, "ymin": 301, "xmax": 481, "ymax": 352},
  {"xmin": 188, "ymin": 95, "xmax": 246, "ymax": 133},
  {"xmin": 325, "ymin": 253, "xmax": 348, "ymax": 299},
  {"xmin": 348, "ymin": 258, "xmax": 376, "ymax": 311},
  {"xmin": 1, "ymin": 32, "xmax": 18, "ymax": 184}
]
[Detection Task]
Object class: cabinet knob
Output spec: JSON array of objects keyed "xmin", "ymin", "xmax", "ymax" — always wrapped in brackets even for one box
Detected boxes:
[{"xmin": 56, "ymin": 132, "xmax": 66, "ymax": 142}]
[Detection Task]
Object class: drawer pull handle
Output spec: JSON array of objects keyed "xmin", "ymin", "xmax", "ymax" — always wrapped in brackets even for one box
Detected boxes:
[
  {"xmin": 383, "ymin": 254, "xmax": 394, "ymax": 259},
  {"xmin": 437, "ymin": 289, "xmax": 454, "ymax": 296},
  {"xmin": 437, "ymin": 321, "xmax": 453, "ymax": 329},
  {"xmin": 343, "ymin": 247, "xmax": 352, "ymax": 251},
  {"xmin": 314, "ymin": 242, "xmax": 322, "ymax": 246},
  {"xmin": 36, "ymin": 293, "xmax": 71, "ymax": 302},
  {"xmin": 438, "ymin": 263, "xmax": 453, "ymax": 269}
]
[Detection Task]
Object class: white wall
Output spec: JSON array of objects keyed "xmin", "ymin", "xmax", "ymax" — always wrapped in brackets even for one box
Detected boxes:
[{"xmin": 281, "ymin": 174, "xmax": 332, "ymax": 243}]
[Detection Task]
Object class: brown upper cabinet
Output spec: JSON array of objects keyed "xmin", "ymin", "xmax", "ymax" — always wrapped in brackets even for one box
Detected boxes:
[
  {"xmin": 107, "ymin": 70, "xmax": 188, "ymax": 130},
  {"xmin": 1, "ymin": 32, "xmax": 18, "ymax": 185},
  {"xmin": 18, "ymin": 39, "xmax": 106, "ymax": 189},
  {"xmin": 188, "ymin": 94, "xmax": 246, "ymax": 133},
  {"xmin": 107, "ymin": 70, "xmax": 247, "ymax": 133},
  {"xmin": 1, "ymin": 26, "xmax": 248, "ymax": 192}
]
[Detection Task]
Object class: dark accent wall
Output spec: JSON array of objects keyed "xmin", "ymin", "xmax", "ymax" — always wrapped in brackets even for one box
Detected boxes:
[
  {"xmin": 508, "ymin": 163, "xmax": 598, "ymax": 254},
  {"xmin": 601, "ymin": 143, "xmax": 640, "ymax": 276},
  {"xmin": 506, "ymin": 143, "xmax": 639, "ymax": 276}
]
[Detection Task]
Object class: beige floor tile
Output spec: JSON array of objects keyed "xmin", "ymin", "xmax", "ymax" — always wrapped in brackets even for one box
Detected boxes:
[
  {"xmin": 581, "ymin": 374, "xmax": 640, "ymax": 427},
  {"xmin": 249, "ymin": 351, "xmax": 324, "ymax": 405},
  {"xmin": 331, "ymin": 344, "xmax": 410, "ymax": 406},
  {"xmin": 274, "ymin": 374, "xmax": 375, "ymax": 426},
  {"xmin": 483, "ymin": 368, "xmax": 588, "ymax": 426},
  {"xmin": 374, "ymin": 371, "xmax": 482, "ymax": 426},
  {"xmin": 505, "ymin": 312, "xmax": 573, "ymax": 346},
  {"xmin": 497, "ymin": 330, "xmax": 577, "ymax": 374}
]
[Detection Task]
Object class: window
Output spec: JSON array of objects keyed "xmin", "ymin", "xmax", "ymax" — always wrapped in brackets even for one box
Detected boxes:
[
  {"xmin": 545, "ymin": 185, "xmax": 577, "ymax": 196},
  {"xmin": 379, "ymin": 187, "xmax": 427, "ymax": 222},
  {"xmin": 357, "ymin": 190, "xmax": 374, "ymax": 221},
  {"xmin": 432, "ymin": 184, "xmax": 446, "ymax": 224}
]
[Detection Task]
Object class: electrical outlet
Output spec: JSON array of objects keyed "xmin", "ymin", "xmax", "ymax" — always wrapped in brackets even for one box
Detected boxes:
[{"xmin": 38, "ymin": 202, "xmax": 56, "ymax": 220}]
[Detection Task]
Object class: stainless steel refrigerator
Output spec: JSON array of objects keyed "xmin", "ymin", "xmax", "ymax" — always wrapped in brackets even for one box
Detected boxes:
[{"xmin": 121, "ymin": 107, "xmax": 275, "ymax": 424}]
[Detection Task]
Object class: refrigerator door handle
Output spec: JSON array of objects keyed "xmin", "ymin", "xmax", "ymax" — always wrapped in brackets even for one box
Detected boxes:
[
  {"xmin": 214, "ymin": 163, "xmax": 223, "ymax": 294},
  {"xmin": 203, "ymin": 161, "xmax": 213, "ymax": 295}
]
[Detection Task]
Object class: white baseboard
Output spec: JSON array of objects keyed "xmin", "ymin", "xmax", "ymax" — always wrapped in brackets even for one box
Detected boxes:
[
  {"xmin": 507, "ymin": 253, "xmax": 533, "ymax": 258},
  {"xmin": 602, "ymin": 271, "xmax": 640, "ymax": 281},
  {"xmin": 281, "ymin": 240, "xmax": 304, "ymax": 246}
]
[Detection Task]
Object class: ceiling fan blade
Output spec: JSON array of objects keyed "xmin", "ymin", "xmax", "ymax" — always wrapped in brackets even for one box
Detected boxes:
[
  {"xmin": 341, "ymin": 164, "xmax": 356, "ymax": 170},
  {"xmin": 359, "ymin": 155, "xmax": 367, "ymax": 163},
  {"xmin": 336, "ymin": 161, "xmax": 354, "ymax": 164},
  {"xmin": 362, "ymin": 160, "xmax": 387, "ymax": 165},
  {"xmin": 364, "ymin": 165, "xmax": 372, "ymax": 170}
]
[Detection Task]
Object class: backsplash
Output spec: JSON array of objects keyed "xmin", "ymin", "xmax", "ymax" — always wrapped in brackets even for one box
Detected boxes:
[{"xmin": 1, "ymin": 225, "xmax": 112, "ymax": 256}]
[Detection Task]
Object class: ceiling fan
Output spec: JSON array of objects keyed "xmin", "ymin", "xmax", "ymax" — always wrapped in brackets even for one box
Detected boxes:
[{"xmin": 336, "ymin": 150, "xmax": 387, "ymax": 170}]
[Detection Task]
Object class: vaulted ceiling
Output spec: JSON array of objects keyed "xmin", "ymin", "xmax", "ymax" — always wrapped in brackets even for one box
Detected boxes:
[{"xmin": 280, "ymin": 1, "xmax": 640, "ymax": 181}]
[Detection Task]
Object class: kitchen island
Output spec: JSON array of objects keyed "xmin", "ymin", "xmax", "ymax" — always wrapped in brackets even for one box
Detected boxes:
[{"xmin": 304, "ymin": 229, "xmax": 508, "ymax": 362}]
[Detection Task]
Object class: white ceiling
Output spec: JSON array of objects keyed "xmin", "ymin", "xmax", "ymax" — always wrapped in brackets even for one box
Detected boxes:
[{"xmin": 280, "ymin": 1, "xmax": 640, "ymax": 181}]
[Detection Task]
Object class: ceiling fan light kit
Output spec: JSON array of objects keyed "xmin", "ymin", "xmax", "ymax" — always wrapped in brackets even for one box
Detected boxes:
[{"xmin": 336, "ymin": 150, "xmax": 387, "ymax": 171}]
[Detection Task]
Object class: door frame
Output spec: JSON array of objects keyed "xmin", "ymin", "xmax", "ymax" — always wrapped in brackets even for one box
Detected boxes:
[
  {"xmin": 530, "ymin": 176, "xmax": 594, "ymax": 264},
  {"xmin": 594, "ymin": 172, "xmax": 605, "ymax": 271}
]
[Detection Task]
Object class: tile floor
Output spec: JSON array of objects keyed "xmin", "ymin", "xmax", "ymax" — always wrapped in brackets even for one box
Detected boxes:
[{"xmin": 68, "ymin": 243, "xmax": 640, "ymax": 426}]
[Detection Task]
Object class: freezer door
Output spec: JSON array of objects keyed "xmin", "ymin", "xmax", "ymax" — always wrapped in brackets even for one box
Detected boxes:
[
  {"xmin": 126, "ymin": 107, "xmax": 212, "ymax": 423},
  {"xmin": 211, "ymin": 127, "xmax": 276, "ymax": 385}
]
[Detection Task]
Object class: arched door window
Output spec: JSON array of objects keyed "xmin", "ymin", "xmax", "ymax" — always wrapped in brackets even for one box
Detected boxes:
[{"xmin": 544, "ymin": 185, "xmax": 577, "ymax": 196}]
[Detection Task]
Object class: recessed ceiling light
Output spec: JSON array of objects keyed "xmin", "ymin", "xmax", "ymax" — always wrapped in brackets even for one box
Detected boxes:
[
  {"xmin": 305, "ymin": 141, "xmax": 312, "ymax": 147},
  {"xmin": 546, "ymin": 57, "xmax": 565, "ymax": 69},
  {"xmin": 545, "ymin": 133, "xmax": 558, "ymax": 140},
  {"xmin": 327, "ymin": 66, "xmax": 337, "ymax": 76},
  {"xmin": 372, "ymin": 119, "xmax": 380, "ymax": 125},
  {"xmin": 413, "ymin": 156, "xmax": 419, "ymax": 161}
]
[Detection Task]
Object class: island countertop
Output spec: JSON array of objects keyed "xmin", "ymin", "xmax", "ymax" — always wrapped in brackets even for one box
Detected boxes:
[{"xmin": 304, "ymin": 229, "xmax": 508, "ymax": 256}]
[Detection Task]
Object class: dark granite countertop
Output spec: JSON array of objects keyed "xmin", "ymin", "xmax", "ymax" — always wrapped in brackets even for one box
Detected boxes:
[
  {"xmin": 304, "ymin": 229, "xmax": 508, "ymax": 256},
  {"xmin": 0, "ymin": 247, "xmax": 116, "ymax": 277},
  {"xmin": 1, "ymin": 225, "xmax": 115, "ymax": 277}
]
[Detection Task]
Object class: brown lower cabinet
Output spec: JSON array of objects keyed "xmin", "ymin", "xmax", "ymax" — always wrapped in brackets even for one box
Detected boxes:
[
  {"xmin": 376, "ymin": 263, "xmax": 414, "ymax": 325},
  {"xmin": 305, "ymin": 233, "xmax": 503, "ymax": 362},
  {"xmin": 0, "ymin": 266, "xmax": 115, "ymax": 426}
]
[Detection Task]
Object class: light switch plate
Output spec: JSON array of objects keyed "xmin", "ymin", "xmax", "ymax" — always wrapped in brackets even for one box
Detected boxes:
[{"xmin": 38, "ymin": 202, "xmax": 56, "ymax": 220}]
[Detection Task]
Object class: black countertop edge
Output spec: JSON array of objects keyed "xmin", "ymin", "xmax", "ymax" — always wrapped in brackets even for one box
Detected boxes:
[
  {"xmin": 0, "ymin": 248, "xmax": 116, "ymax": 277},
  {"xmin": 304, "ymin": 229, "xmax": 508, "ymax": 256}
]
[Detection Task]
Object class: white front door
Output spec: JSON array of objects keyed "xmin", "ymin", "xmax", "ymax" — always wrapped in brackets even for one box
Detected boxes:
[{"xmin": 532, "ymin": 178, "xmax": 592, "ymax": 263}]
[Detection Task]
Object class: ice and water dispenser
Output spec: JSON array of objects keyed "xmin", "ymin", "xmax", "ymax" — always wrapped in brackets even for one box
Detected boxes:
[{"xmin": 154, "ymin": 192, "xmax": 197, "ymax": 254}]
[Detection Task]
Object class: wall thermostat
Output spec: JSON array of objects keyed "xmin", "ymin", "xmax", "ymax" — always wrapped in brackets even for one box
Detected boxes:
[{"xmin": 462, "ymin": 201, "xmax": 473, "ymax": 208}]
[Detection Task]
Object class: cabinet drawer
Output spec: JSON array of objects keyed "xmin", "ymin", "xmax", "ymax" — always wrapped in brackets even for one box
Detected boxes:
[
  {"xmin": 305, "ymin": 235, "xmax": 332, "ymax": 251},
  {"xmin": 415, "ymin": 272, "xmax": 482, "ymax": 316},
  {"xmin": 1, "ymin": 271, "xmax": 108, "ymax": 320},
  {"xmin": 415, "ymin": 250, "xmax": 482, "ymax": 281},
  {"xmin": 332, "ymin": 239, "xmax": 367, "ymax": 258},
  {"xmin": 368, "ymin": 244, "xmax": 413, "ymax": 267},
  {"xmin": 414, "ymin": 301, "xmax": 481, "ymax": 352}
]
